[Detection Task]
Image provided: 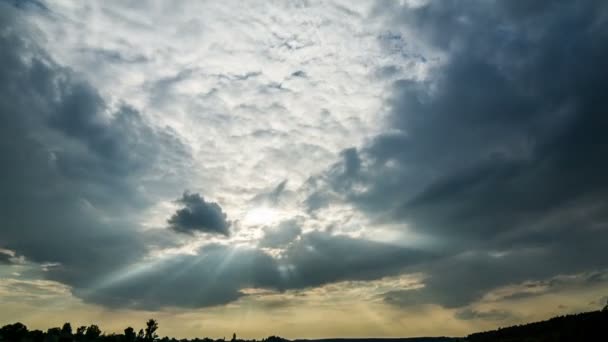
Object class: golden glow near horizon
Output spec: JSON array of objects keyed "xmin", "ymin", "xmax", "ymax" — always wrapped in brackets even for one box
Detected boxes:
[{"xmin": 1, "ymin": 267, "xmax": 607, "ymax": 339}]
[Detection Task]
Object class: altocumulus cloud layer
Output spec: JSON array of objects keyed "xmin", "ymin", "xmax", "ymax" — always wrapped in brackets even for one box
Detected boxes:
[{"xmin": 1, "ymin": 0, "xmax": 608, "ymax": 330}]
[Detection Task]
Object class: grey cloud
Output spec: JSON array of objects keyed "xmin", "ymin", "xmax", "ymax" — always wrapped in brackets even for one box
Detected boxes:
[
  {"xmin": 304, "ymin": 148, "xmax": 362, "ymax": 212},
  {"xmin": 168, "ymin": 192, "xmax": 230, "ymax": 236},
  {"xmin": 383, "ymin": 249, "xmax": 571, "ymax": 308},
  {"xmin": 269, "ymin": 180, "xmax": 288, "ymax": 203},
  {"xmin": 345, "ymin": 0, "xmax": 608, "ymax": 237},
  {"xmin": 310, "ymin": 0, "xmax": 608, "ymax": 307},
  {"xmin": 259, "ymin": 219, "xmax": 302, "ymax": 248},
  {"xmin": 374, "ymin": 65, "xmax": 401, "ymax": 79},
  {"xmin": 499, "ymin": 270, "xmax": 608, "ymax": 302},
  {"xmin": 77, "ymin": 47, "xmax": 149, "ymax": 64},
  {"xmin": 86, "ymin": 230, "xmax": 431, "ymax": 308},
  {"xmin": 251, "ymin": 179, "xmax": 290, "ymax": 206},
  {"xmin": 223, "ymin": 71, "xmax": 261, "ymax": 82},
  {"xmin": 0, "ymin": 2, "xmax": 188, "ymax": 300},
  {"xmin": 455, "ymin": 308, "xmax": 513, "ymax": 321},
  {"xmin": 387, "ymin": 224, "xmax": 608, "ymax": 309},
  {"xmin": 290, "ymin": 70, "xmax": 306, "ymax": 78},
  {"xmin": 3, "ymin": 0, "xmax": 47, "ymax": 11},
  {"xmin": 0, "ymin": 253, "xmax": 12, "ymax": 265},
  {"xmin": 341, "ymin": 148, "xmax": 361, "ymax": 179},
  {"xmin": 80, "ymin": 244, "xmax": 282, "ymax": 309},
  {"xmin": 280, "ymin": 231, "xmax": 430, "ymax": 289}
]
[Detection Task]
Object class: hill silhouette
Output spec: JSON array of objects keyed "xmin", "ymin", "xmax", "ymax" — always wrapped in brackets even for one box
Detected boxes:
[
  {"xmin": 1, "ymin": 308, "xmax": 607, "ymax": 342},
  {"xmin": 466, "ymin": 308, "xmax": 607, "ymax": 342}
]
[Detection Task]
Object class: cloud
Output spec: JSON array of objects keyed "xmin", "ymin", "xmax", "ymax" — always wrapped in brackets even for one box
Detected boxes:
[
  {"xmin": 455, "ymin": 308, "xmax": 513, "ymax": 321},
  {"xmin": 4, "ymin": 0, "xmax": 608, "ymax": 317},
  {"xmin": 1, "ymin": 1, "xmax": 429, "ymax": 311},
  {"xmin": 84, "ymin": 230, "xmax": 430, "ymax": 309},
  {"xmin": 168, "ymin": 192, "xmax": 230, "ymax": 236},
  {"xmin": 0, "ymin": 278, "xmax": 72, "ymax": 304},
  {"xmin": 79, "ymin": 244, "xmax": 281, "ymax": 309},
  {"xmin": 280, "ymin": 231, "xmax": 430, "ymax": 289},
  {"xmin": 309, "ymin": 0, "xmax": 608, "ymax": 307},
  {"xmin": 251, "ymin": 179, "xmax": 291, "ymax": 206},
  {"xmin": 259, "ymin": 219, "xmax": 302, "ymax": 248},
  {"xmin": 0, "ymin": 1, "xmax": 188, "ymax": 298},
  {"xmin": 0, "ymin": 252, "xmax": 13, "ymax": 265}
]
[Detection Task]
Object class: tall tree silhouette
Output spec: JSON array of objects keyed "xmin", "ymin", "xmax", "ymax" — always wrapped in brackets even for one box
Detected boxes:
[
  {"xmin": 59, "ymin": 322, "xmax": 73, "ymax": 342},
  {"xmin": 144, "ymin": 319, "xmax": 158, "ymax": 342},
  {"xmin": 61, "ymin": 323, "xmax": 72, "ymax": 336}
]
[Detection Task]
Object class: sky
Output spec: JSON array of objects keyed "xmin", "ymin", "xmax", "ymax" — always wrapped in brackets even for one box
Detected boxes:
[{"xmin": 1, "ymin": 0, "xmax": 608, "ymax": 339}]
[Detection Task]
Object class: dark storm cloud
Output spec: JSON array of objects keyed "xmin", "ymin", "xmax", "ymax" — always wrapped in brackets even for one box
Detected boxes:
[
  {"xmin": 168, "ymin": 192, "xmax": 230, "ymax": 236},
  {"xmin": 280, "ymin": 231, "xmax": 430, "ymax": 289},
  {"xmin": 0, "ymin": 2, "xmax": 188, "ymax": 296},
  {"xmin": 309, "ymin": 0, "xmax": 608, "ymax": 307}
]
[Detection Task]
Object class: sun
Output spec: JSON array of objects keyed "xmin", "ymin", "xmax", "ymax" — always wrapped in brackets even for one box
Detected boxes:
[{"xmin": 243, "ymin": 207, "xmax": 277, "ymax": 226}]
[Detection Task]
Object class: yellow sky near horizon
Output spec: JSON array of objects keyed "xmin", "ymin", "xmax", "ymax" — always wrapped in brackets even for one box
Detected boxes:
[{"xmin": 1, "ymin": 270, "xmax": 606, "ymax": 340}]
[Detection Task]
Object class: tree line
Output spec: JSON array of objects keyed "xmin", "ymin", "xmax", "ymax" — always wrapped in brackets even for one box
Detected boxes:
[
  {"xmin": 0, "ymin": 319, "xmax": 286, "ymax": 342},
  {"xmin": 2, "ymin": 306, "xmax": 607, "ymax": 342}
]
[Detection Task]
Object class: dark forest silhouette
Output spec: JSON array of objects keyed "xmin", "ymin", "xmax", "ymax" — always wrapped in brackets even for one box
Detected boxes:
[
  {"xmin": 1, "ymin": 306, "xmax": 607, "ymax": 342},
  {"xmin": 465, "ymin": 305, "xmax": 608, "ymax": 342}
]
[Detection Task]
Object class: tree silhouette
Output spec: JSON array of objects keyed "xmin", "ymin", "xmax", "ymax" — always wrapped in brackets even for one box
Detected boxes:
[
  {"xmin": 85, "ymin": 325, "xmax": 102, "ymax": 339},
  {"xmin": 603, "ymin": 299, "xmax": 608, "ymax": 312},
  {"xmin": 0, "ymin": 322, "xmax": 28, "ymax": 341},
  {"xmin": 59, "ymin": 322, "xmax": 73, "ymax": 342},
  {"xmin": 29, "ymin": 329, "xmax": 45, "ymax": 342},
  {"xmin": 75, "ymin": 326, "xmax": 87, "ymax": 341},
  {"xmin": 144, "ymin": 319, "xmax": 158, "ymax": 342},
  {"xmin": 124, "ymin": 327, "xmax": 137, "ymax": 342},
  {"xmin": 48, "ymin": 327, "xmax": 62, "ymax": 339},
  {"xmin": 61, "ymin": 323, "xmax": 73, "ymax": 335}
]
